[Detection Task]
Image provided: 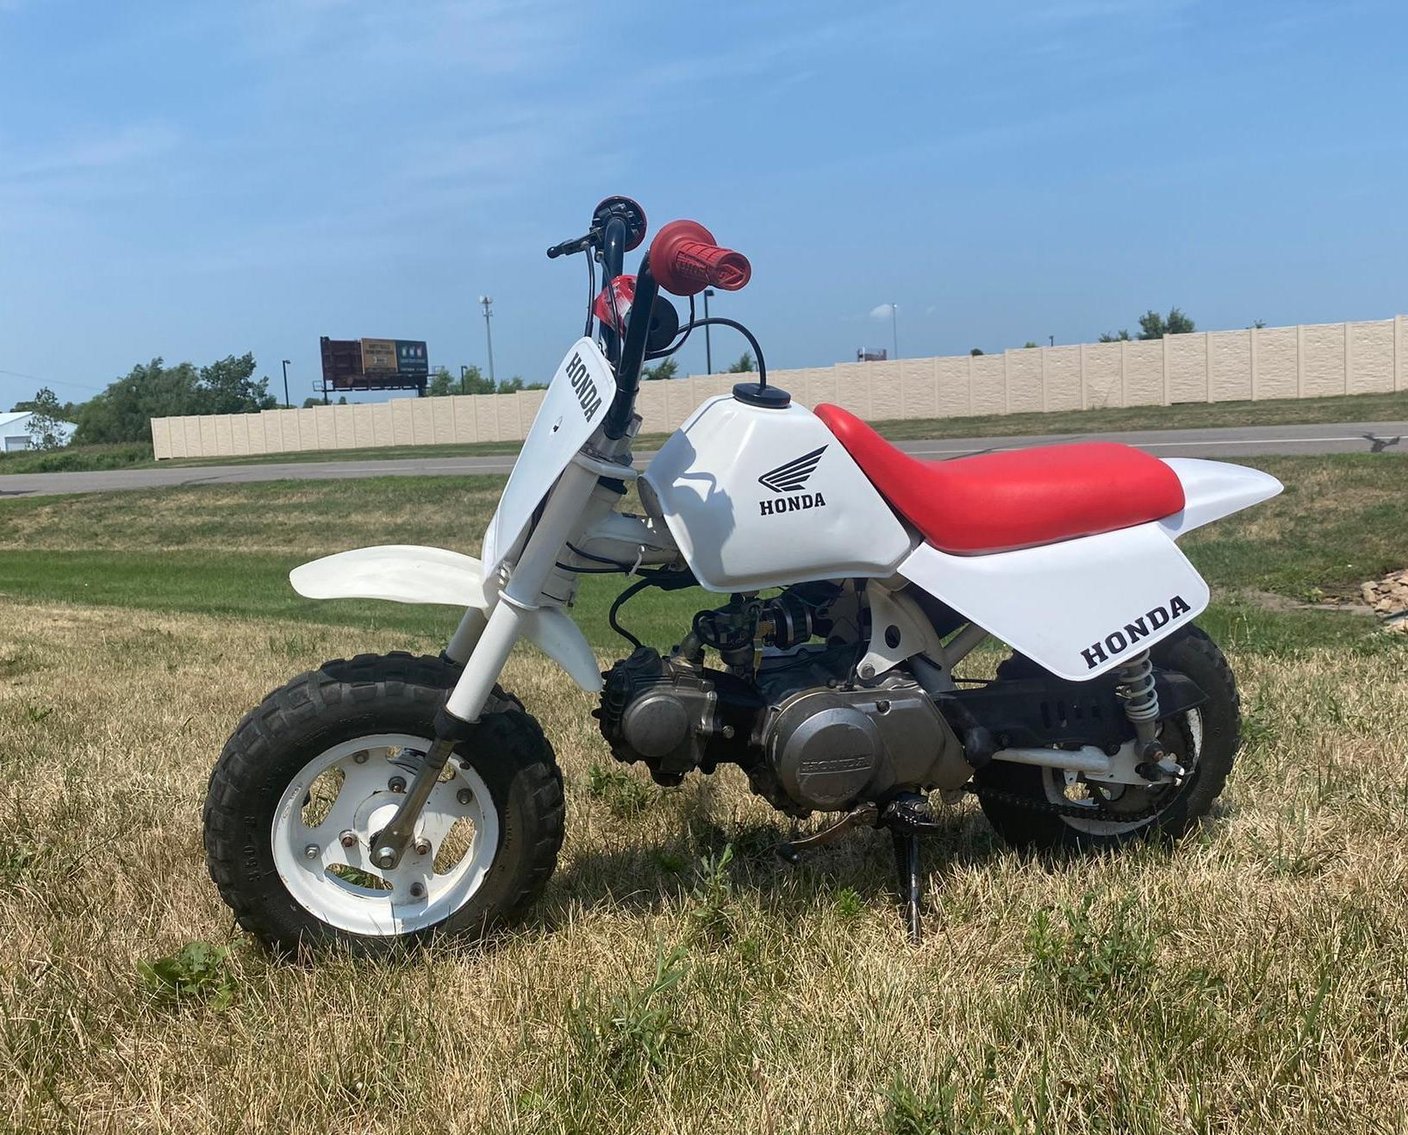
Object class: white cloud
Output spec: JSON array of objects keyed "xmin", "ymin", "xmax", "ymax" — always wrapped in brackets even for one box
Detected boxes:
[
  {"xmin": 0, "ymin": 122, "xmax": 180, "ymax": 184},
  {"xmin": 870, "ymin": 303, "xmax": 896, "ymax": 320}
]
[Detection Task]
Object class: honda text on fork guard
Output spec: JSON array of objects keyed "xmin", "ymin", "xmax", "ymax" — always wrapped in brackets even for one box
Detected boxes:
[{"xmin": 203, "ymin": 196, "xmax": 1282, "ymax": 950}]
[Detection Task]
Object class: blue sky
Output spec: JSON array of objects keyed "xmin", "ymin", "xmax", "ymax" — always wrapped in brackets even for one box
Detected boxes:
[{"xmin": 1, "ymin": 0, "xmax": 1405, "ymax": 410}]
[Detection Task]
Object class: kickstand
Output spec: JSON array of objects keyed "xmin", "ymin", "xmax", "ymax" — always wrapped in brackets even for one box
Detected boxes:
[{"xmin": 892, "ymin": 830, "xmax": 922, "ymax": 944}]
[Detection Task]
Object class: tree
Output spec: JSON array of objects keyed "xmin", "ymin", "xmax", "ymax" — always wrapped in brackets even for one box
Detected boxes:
[
  {"xmin": 73, "ymin": 353, "xmax": 278, "ymax": 445},
  {"xmin": 11, "ymin": 392, "xmax": 79, "ymax": 418},
  {"xmin": 74, "ymin": 358, "xmax": 202, "ymax": 444},
  {"xmin": 642, "ymin": 358, "xmax": 678, "ymax": 381},
  {"xmin": 21, "ymin": 387, "xmax": 69, "ymax": 450},
  {"xmin": 429, "ymin": 366, "xmax": 543, "ymax": 395},
  {"xmin": 199, "ymin": 353, "xmax": 278, "ymax": 414},
  {"xmin": 726, "ymin": 352, "xmax": 755, "ymax": 373},
  {"xmin": 1023, "ymin": 341, "xmax": 1040, "ymax": 349},
  {"xmin": 1137, "ymin": 307, "xmax": 1194, "ymax": 339},
  {"xmin": 970, "ymin": 348, "xmax": 985, "ymax": 356},
  {"xmin": 1099, "ymin": 308, "xmax": 1194, "ymax": 343},
  {"xmin": 452, "ymin": 365, "xmax": 496, "ymax": 395}
]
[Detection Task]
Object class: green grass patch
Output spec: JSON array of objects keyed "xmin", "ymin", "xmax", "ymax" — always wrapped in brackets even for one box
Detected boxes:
[
  {"xmin": 0, "ymin": 441, "xmax": 153, "ymax": 473},
  {"xmin": 0, "ymin": 454, "xmax": 1404, "ymax": 659}
]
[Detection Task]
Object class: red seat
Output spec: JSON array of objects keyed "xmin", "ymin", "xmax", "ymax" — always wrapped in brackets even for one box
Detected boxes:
[{"xmin": 814, "ymin": 404, "xmax": 1185, "ymax": 555}]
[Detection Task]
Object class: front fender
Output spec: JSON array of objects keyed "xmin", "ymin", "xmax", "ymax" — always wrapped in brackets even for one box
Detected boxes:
[
  {"xmin": 290, "ymin": 545, "xmax": 488, "ymax": 608},
  {"xmin": 288, "ymin": 545, "xmax": 603, "ymax": 693}
]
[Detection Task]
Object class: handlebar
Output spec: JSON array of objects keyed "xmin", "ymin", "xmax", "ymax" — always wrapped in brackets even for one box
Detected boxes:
[
  {"xmin": 648, "ymin": 220, "xmax": 751, "ymax": 297},
  {"xmin": 545, "ymin": 200, "xmax": 755, "ymax": 440}
]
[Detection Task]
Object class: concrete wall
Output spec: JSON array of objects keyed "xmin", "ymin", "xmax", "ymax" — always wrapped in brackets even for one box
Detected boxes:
[{"xmin": 150, "ymin": 315, "xmax": 1407, "ymax": 459}]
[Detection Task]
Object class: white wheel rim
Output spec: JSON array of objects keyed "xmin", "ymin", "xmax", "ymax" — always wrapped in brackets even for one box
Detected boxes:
[
  {"xmin": 271, "ymin": 733, "xmax": 500, "ymax": 936},
  {"xmin": 1044, "ymin": 709, "xmax": 1204, "ymax": 836}
]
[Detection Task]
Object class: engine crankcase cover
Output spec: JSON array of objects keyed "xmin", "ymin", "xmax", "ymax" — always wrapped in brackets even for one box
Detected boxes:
[{"xmin": 767, "ymin": 690, "xmax": 883, "ymax": 812}]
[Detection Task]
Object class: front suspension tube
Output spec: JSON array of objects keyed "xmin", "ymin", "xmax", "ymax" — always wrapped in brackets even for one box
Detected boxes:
[{"xmin": 371, "ymin": 461, "xmax": 599, "ymax": 871}]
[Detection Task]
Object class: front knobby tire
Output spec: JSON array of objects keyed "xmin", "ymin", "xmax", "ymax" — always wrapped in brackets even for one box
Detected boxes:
[
  {"xmin": 975, "ymin": 625, "xmax": 1241, "ymax": 852},
  {"xmin": 203, "ymin": 652, "xmax": 564, "ymax": 956}
]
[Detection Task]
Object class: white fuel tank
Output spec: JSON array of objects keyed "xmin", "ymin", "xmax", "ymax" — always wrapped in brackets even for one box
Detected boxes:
[{"xmin": 643, "ymin": 392, "xmax": 913, "ymax": 592}]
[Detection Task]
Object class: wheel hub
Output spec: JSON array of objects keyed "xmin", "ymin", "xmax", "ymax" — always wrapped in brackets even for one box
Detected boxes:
[{"xmin": 353, "ymin": 793, "xmax": 404, "ymax": 847}]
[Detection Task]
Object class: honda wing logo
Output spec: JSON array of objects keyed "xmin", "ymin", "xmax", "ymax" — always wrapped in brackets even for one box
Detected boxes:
[
  {"xmin": 757, "ymin": 446, "xmax": 828, "ymax": 516},
  {"xmin": 758, "ymin": 446, "xmax": 827, "ymax": 493}
]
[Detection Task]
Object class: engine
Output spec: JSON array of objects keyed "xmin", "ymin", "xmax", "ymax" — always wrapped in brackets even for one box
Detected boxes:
[{"xmin": 596, "ymin": 585, "xmax": 971, "ymax": 815}]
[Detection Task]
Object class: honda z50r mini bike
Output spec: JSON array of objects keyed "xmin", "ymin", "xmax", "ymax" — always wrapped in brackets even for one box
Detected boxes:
[{"xmin": 204, "ymin": 196, "xmax": 1283, "ymax": 950}]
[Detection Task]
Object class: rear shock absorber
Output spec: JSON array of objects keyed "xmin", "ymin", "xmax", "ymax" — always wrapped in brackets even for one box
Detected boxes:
[{"xmin": 1114, "ymin": 650, "xmax": 1186, "ymax": 784}]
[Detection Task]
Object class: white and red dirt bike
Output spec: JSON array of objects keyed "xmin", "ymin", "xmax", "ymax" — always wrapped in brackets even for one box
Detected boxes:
[{"xmin": 204, "ymin": 197, "xmax": 1282, "ymax": 950}]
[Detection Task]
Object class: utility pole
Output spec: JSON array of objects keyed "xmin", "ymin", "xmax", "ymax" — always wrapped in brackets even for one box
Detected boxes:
[
  {"xmin": 479, "ymin": 296, "xmax": 495, "ymax": 386},
  {"xmin": 890, "ymin": 304, "xmax": 899, "ymax": 361},
  {"xmin": 459, "ymin": 365, "xmax": 469, "ymax": 395},
  {"xmin": 703, "ymin": 288, "xmax": 716, "ymax": 374},
  {"xmin": 281, "ymin": 359, "xmax": 292, "ymax": 408}
]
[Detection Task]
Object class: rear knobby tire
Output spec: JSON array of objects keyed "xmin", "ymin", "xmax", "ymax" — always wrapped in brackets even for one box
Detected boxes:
[
  {"xmin": 975, "ymin": 625, "xmax": 1240, "ymax": 852},
  {"xmin": 203, "ymin": 652, "xmax": 563, "ymax": 956}
]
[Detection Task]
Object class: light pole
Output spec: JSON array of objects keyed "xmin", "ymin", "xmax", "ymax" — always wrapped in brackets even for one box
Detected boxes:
[
  {"xmin": 459, "ymin": 365, "xmax": 469, "ymax": 395},
  {"xmin": 479, "ymin": 295, "xmax": 495, "ymax": 386},
  {"xmin": 889, "ymin": 304, "xmax": 899, "ymax": 361},
  {"xmin": 281, "ymin": 359, "xmax": 292, "ymax": 408},
  {"xmin": 703, "ymin": 288, "xmax": 716, "ymax": 373}
]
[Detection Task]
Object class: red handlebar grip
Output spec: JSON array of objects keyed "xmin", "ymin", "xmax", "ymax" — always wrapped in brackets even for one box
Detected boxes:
[{"xmin": 649, "ymin": 220, "xmax": 752, "ymax": 296}]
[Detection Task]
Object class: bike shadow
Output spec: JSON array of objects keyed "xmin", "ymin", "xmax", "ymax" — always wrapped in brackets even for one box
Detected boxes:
[
  {"xmin": 533, "ymin": 797, "xmax": 1231, "ymax": 933},
  {"xmin": 534, "ymin": 805, "xmax": 1008, "ymax": 929}
]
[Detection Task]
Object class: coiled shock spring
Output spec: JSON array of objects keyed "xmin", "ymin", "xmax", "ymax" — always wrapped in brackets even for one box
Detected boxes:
[{"xmin": 1114, "ymin": 649, "xmax": 1160, "ymax": 730}]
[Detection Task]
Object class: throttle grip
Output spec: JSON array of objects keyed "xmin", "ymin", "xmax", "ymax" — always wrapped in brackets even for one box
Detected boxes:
[{"xmin": 649, "ymin": 220, "xmax": 751, "ymax": 296}]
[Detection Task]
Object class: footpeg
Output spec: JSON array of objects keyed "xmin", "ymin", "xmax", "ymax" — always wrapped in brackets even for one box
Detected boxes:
[
  {"xmin": 1136, "ymin": 757, "xmax": 1187, "ymax": 784},
  {"xmin": 880, "ymin": 791, "xmax": 945, "ymax": 836}
]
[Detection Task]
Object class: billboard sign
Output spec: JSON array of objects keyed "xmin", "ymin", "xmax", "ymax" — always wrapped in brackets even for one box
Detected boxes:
[
  {"xmin": 360, "ymin": 338, "xmax": 397, "ymax": 373},
  {"xmin": 321, "ymin": 335, "xmax": 431, "ymax": 393},
  {"xmin": 395, "ymin": 340, "xmax": 429, "ymax": 377}
]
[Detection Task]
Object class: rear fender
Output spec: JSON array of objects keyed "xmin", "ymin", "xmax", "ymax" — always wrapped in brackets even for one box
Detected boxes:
[
  {"xmin": 289, "ymin": 545, "xmax": 602, "ymax": 693},
  {"xmin": 1159, "ymin": 458, "xmax": 1283, "ymax": 538}
]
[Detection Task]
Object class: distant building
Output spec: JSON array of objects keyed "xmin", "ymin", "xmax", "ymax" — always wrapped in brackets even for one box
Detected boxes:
[
  {"xmin": 856, "ymin": 348, "xmax": 889, "ymax": 362},
  {"xmin": 0, "ymin": 411, "xmax": 77, "ymax": 453}
]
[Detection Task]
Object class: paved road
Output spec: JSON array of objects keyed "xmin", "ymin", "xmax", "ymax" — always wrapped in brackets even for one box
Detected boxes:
[{"xmin": 2, "ymin": 420, "xmax": 1404, "ymax": 498}]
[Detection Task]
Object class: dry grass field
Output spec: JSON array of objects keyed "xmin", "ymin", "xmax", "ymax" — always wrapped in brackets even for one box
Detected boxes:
[{"xmin": 1, "ymin": 455, "xmax": 1406, "ymax": 1133}]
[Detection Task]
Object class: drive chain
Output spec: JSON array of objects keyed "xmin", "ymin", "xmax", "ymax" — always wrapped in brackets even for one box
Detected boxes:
[{"xmin": 964, "ymin": 782, "xmax": 1165, "ymax": 823}]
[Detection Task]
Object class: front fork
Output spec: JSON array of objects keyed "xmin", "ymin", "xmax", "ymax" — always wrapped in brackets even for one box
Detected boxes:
[{"xmin": 370, "ymin": 458, "xmax": 604, "ymax": 870}]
